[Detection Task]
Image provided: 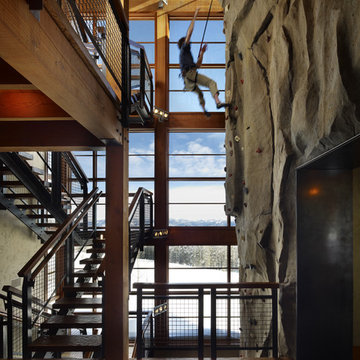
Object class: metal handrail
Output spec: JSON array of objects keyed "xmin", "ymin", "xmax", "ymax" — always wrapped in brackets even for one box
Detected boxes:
[
  {"xmin": 134, "ymin": 282, "xmax": 279, "ymax": 290},
  {"xmin": 129, "ymin": 187, "xmax": 153, "ymax": 222},
  {"xmin": 18, "ymin": 188, "xmax": 101, "ymax": 278}
]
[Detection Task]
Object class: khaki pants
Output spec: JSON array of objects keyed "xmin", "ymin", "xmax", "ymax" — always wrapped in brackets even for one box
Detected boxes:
[{"xmin": 183, "ymin": 69, "xmax": 218, "ymax": 106}]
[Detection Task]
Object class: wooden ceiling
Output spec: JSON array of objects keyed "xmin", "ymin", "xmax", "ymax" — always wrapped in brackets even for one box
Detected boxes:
[{"xmin": 129, "ymin": 0, "xmax": 223, "ymax": 17}]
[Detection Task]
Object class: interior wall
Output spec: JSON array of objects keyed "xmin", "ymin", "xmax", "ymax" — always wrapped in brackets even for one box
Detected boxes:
[
  {"xmin": 297, "ymin": 168, "xmax": 353, "ymax": 359},
  {"xmin": 0, "ymin": 210, "xmax": 40, "ymax": 311},
  {"xmin": 353, "ymin": 168, "xmax": 360, "ymax": 351}
]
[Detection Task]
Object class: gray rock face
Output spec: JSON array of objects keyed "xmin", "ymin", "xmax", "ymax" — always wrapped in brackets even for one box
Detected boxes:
[{"xmin": 221, "ymin": 0, "xmax": 360, "ymax": 357}]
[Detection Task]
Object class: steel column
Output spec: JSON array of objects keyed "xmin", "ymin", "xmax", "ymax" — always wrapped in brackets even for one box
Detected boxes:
[
  {"xmin": 272, "ymin": 288, "xmax": 278, "ymax": 358},
  {"xmin": 211, "ymin": 288, "xmax": 217, "ymax": 359},
  {"xmin": 6, "ymin": 292, "xmax": 13, "ymax": 359},
  {"xmin": 136, "ymin": 287, "xmax": 143, "ymax": 359},
  {"xmin": 198, "ymin": 287, "xmax": 204, "ymax": 360}
]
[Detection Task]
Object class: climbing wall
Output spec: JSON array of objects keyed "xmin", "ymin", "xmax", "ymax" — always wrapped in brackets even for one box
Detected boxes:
[{"xmin": 220, "ymin": 0, "xmax": 360, "ymax": 357}]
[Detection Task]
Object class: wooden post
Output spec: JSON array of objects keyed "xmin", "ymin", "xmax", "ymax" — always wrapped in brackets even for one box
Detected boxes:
[{"xmin": 105, "ymin": 132, "xmax": 129, "ymax": 360}]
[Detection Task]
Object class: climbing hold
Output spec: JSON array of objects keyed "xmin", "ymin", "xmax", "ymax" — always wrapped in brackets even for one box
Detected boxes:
[
  {"xmin": 235, "ymin": 135, "xmax": 240, "ymax": 142},
  {"xmin": 241, "ymin": 147, "xmax": 244, "ymax": 151},
  {"xmin": 229, "ymin": 173, "xmax": 232, "ymax": 177},
  {"xmin": 230, "ymin": 150, "xmax": 233, "ymax": 156},
  {"xmin": 244, "ymin": 202, "xmax": 247, "ymax": 207},
  {"xmin": 227, "ymin": 208, "xmax": 231, "ymax": 212},
  {"xmin": 234, "ymin": 105, "xmax": 238, "ymax": 111},
  {"xmin": 242, "ymin": 180, "xmax": 245, "ymax": 185},
  {"xmin": 239, "ymin": 52, "xmax": 243, "ymax": 60},
  {"xmin": 241, "ymin": 235, "xmax": 245, "ymax": 241},
  {"xmin": 267, "ymin": 35, "xmax": 271, "ymax": 42},
  {"xmin": 243, "ymin": 187, "xmax": 249, "ymax": 194},
  {"xmin": 256, "ymin": 147, "xmax": 262, "ymax": 153},
  {"xmin": 240, "ymin": 79, "xmax": 244, "ymax": 84},
  {"xmin": 229, "ymin": 140, "xmax": 232, "ymax": 147},
  {"xmin": 224, "ymin": 166, "xmax": 227, "ymax": 172},
  {"xmin": 225, "ymin": 115, "xmax": 229, "ymax": 120},
  {"xmin": 246, "ymin": 126, "xmax": 250, "ymax": 130},
  {"xmin": 223, "ymin": 144, "xmax": 226, "ymax": 148}
]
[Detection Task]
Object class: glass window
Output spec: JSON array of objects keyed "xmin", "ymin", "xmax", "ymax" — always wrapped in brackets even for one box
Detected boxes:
[
  {"xmin": 169, "ymin": 132, "xmax": 225, "ymax": 154},
  {"xmin": 169, "ymin": 43, "xmax": 225, "ymax": 64},
  {"xmin": 129, "ymin": 132, "xmax": 155, "ymax": 179},
  {"xmin": 169, "ymin": 132, "xmax": 226, "ymax": 226},
  {"xmin": 169, "ymin": 20, "xmax": 225, "ymax": 43},
  {"xmin": 129, "ymin": 20, "xmax": 155, "ymax": 42},
  {"xmin": 169, "ymin": 246, "xmax": 228, "ymax": 282}
]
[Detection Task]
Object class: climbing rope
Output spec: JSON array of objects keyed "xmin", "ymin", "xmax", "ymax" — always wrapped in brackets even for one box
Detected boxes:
[{"xmin": 197, "ymin": 0, "xmax": 214, "ymax": 58}]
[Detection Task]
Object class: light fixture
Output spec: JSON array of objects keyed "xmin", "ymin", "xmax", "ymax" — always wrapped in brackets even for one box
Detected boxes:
[
  {"xmin": 158, "ymin": 0, "xmax": 168, "ymax": 8},
  {"xmin": 153, "ymin": 106, "xmax": 169, "ymax": 122}
]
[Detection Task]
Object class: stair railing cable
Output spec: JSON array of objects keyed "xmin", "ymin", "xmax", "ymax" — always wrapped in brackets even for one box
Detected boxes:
[{"xmin": 17, "ymin": 188, "xmax": 102, "ymax": 359}]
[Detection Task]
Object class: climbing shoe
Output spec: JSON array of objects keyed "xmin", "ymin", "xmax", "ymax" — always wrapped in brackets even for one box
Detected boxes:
[
  {"xmin": 216, "ymin": 102, "xmax": 231, "ymax": 109},
  {"xmin": 204, "ymin": 110, "xmax": 211, "ymax": 118}
]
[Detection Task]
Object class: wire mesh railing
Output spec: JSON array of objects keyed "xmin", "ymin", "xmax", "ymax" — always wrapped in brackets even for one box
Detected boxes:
[
  {"xmin": 129, "ymin": 40, "xmax": 153, "ymax": 123},
  {"xmin": 134, "ymin": 282, "xmax": 279, "ymax": 359},
  {"xmin": 0, "ymin": 287, "xmax": 52, "ymax": 359},
  {"xmin": 60, "ymin": 0, "xmax": 130, "ymax": 124},
  {"xmin": 129, "ymin": 188, "xmax": 153, "ymax": 274}
]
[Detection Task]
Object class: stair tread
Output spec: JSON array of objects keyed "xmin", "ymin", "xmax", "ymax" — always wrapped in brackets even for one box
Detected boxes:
[
  {"xmin": 73, "ymin": 270, "xmax": 98, "ymax": 277},
  {"xmin": 28, "ymin": 335, "xmax": 101, "ymax": 351},
  {"xmin": 53, "ymin": 298, "xmax": 102, "ymax": 309},
  {"xmin": 17, "ymin": 204, "xmax": 44, "ymax": 209},
  {"xmin": 87, "ymin": 249, "xmax": 105, "ymax": 253},
  {"xmin": 80, "ymin": 258, "xmax": 103, "ymax": 264},
  {"xmin": 18, "ymin": 151, "xmax": 34, "ymax": 161},
  {"xmin": 30, "ymin": 166, "xmax": 44, "ymax": 175},
  {"xmin": 63, "ymin": 283, "xmax": 102, "ymax": 292},
  {"xmin": 27, "ymin": 214, "xmax": 53, "ymax": 219},
  {"xmin": 41, "ymin": 314, "xmax": 102, "ymax": 328}
]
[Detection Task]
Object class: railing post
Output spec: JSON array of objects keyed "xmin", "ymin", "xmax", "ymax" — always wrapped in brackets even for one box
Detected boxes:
[
  {"xmin": 272, "ymin": 288, "xmax": 278, "ymax": 358},
  {"xmin": 140, "ymin": 48, "xmax": 145, "ymax": 109},
  {"xmin": 101, "ymin": 275, "xmax": 105, "ymax": 358},
  {"xmin": 121, "ymin": 36, "xmax": 130, "ymax": 126},
  {"xmin": 210, "ymin": 287, "xmax": 217, "ymax": 360},
  {"xmin": 198, "ymin": 287, "xmax": 204, "ymax": 360},
  {"xmin": 139, "ymin": 193, "xmax": 145, "ymax": 249},
  {"xmin": 136, "ymin": 286, "xmax": 143, "ymax": 360},
  {"xmin": 149, "ymin": 194, "xmax": 154, "ymax": 233},
  {"xmin": 65, "ymin": 232, "xmax": 74, "ymax": 286},
  {"xmin": 150, "ymin": 313, "xmax": 154, "ymax": 356},
  {"xmin": 51, "ymin": 152, "xmax": 62, "ymax": 208},
  {"xmin": 22, "ymin": 276, "xmax": 33, "ymax": 359},
  {"xmin": 6, "ymin": 292, "xmax": 13, "ymax": 359}
]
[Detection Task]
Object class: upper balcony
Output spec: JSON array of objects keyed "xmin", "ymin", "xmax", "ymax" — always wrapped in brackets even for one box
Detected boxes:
[{"xmin": 0, "ymin": 0, "xmax": 153, "ymax": 151}]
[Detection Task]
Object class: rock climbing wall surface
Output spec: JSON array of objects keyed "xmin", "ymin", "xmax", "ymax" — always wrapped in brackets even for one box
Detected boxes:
[{"xmin": 220, "ymin": 0, "xmax": 360, "ymax": 357}]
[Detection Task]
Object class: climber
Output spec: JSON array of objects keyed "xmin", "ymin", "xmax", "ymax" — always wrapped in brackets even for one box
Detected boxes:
[{"xmin": 178, "ymin": 7, "xmax": 229, "ymax": 116}]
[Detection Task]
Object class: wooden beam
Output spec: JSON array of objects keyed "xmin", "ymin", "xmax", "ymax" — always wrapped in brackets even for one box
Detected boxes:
[
  {"xmin": 0, "ymin": 0, "xmax": 122, "ymax": 143},
  {"xmin": 169, "ymin": 112, "xmax": 225, "ymax": 129},
  {"xmin": 105, "ymin": 137, "xmax": 129, "ymax": 360},
  {"xmin": 164, "ymin": 227, "xmax": 236, "ymax": 245},
  {"xmin": 0, "ymin": 90, "xmax": 70, "ymax": 119},
  {"xmin": 0, "ymin": 121, "xmax": 104, "ymax": 151}
]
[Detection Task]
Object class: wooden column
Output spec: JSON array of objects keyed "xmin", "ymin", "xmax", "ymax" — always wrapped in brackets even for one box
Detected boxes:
[
  {"xmin": 154, "ymin": 12, "xmax": 169, "ymax": 284},
  {"xmin": 105, "ymin": 132, "xmax": 129, "ymax": 360}
]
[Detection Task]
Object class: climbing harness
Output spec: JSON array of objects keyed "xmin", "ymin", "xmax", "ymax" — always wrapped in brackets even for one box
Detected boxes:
[{"xmin": 197, "ymin": 0, "xmax": 214, "ymax": 58}]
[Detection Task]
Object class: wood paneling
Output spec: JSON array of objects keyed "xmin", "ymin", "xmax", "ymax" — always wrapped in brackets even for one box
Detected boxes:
[
  {"xmin": 130, "ymin": 0, "xmax": 223, "ymax": 16},
  {"xmin": 0, "ymin": 90, "xmax": 70, "ymax": 119},
  {"xmin": 147, "ymin": 227, "xmax": 236, "ymax": 245},
  {"xmin": 0, "ymin": 121, "xmax": 104, "ymax": 151},
  {"xmin": 169, "ymin": 112, "xmax": 225, "ymax": 129},
  {"xmin": 0, "ymin": 0, "xmax": 122, "ymax": 143}
]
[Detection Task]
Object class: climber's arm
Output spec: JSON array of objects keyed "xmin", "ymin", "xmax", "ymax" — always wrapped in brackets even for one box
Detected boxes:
[
  {"xmin": 196, "ymin": 43, "xmax": 207, "ymax": 68},
  {"xmin": 185, "ymin": 7, "xmax": 200, "ymax": 44}
]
